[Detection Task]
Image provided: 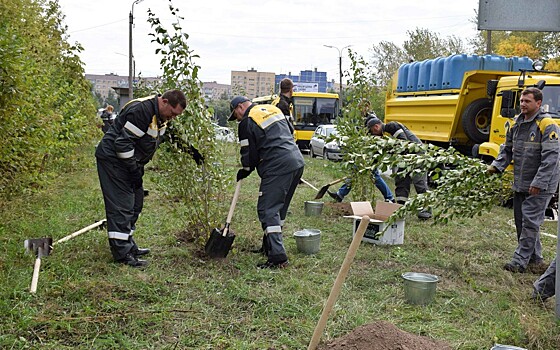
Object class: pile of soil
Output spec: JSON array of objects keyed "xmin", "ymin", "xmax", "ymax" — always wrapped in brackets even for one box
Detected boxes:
[{"xmin": 318, "ymin": 321, "xmax": 452, "ymax": 350}]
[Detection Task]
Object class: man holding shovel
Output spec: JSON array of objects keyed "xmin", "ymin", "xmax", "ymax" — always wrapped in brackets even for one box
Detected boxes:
[
  {"xmin": 229, "ymin": 96, "xmax": 305, "ymax": 269},
  {"xmin": 95, "ymin": 90, "xmax": 191, "ymax": 267}
]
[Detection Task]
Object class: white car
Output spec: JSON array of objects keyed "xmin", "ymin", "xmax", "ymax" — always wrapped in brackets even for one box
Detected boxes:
[
  {"xmin": 215, "ymin": 126, "xmax": 236, "ymax": 142},
  {"xmin": 309, "ymin": 124, "xmax": 342, "ymax": 161}
]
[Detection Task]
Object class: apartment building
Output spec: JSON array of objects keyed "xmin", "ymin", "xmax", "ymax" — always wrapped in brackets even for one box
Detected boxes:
[{"xmin": 230, "ymin": 68, "xmax": 275, "ymax": 99}]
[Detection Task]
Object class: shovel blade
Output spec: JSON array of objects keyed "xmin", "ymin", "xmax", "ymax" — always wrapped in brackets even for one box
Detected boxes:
[
  {"xmin": 314, "ymin": 185, "xmax": 329, "ymax": 200},
  {"xmin": 205, "ymin": 228, "xmax": 235, "ymax": 258}
]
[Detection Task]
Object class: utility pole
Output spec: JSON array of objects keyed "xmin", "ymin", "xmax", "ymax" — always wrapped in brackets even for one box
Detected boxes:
[
  {"xmin": 323, "ymin": 44, "xmax": 352, "ymax": 95},
  {"xmin": 129, "ymin": 0, "xmax": 144, "ymax": 101}
]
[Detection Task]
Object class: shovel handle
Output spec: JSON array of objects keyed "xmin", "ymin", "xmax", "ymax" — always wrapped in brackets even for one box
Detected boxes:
[
  {"xmin": 307, "ymin": 215, "xmax": 370, "ymax": 350},
  {"xmin": 223, "ymin": 181, "xmax": 242, "ymax": 236},
  {"xmin": 30, "ymin": 256, "xmax": 42, "ymax": 294},
  {"xmin": 54, "ymin": 219, "xmax": 106, "ymax": 245}
]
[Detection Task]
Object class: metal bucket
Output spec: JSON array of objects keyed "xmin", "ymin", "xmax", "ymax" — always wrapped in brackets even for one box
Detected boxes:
[
  {"xmin": 304, "ymin": 201, "xmax": 323, "ymax": 216},
  {"xmin": 402, "ymin": 272, "xmax": 439, "ymax": 305},
  {"xmin": 490, "ymin": 345, "xmax": 527, "ymax": 350},
  {"xmin": 294, "ymin": 229, "xmax": 321, "ymax": 254}
]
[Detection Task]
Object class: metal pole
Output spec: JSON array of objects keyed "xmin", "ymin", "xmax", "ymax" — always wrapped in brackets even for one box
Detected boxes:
[
  {"xmin": 129, "ymin": 0, "xmax": 144, "ymax": 101},
  {"xmin": 338, "ymin": 54, "xmax": 342, "ymax": 95},
  {"xmin": 128, "ymin": 9, "xmax": 133, "ymax": 100}
]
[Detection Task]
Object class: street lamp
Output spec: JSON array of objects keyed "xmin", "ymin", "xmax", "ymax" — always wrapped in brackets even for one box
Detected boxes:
[
  {"xmin": 129, "ymin": 0, "xmax": 144, "ymax": 100},
  {"xmin": 323, "ymin": 44, "xmax": 352, "ymax": 95}
]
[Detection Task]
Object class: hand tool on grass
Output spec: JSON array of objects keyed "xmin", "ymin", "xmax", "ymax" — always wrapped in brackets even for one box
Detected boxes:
[
  {"xmin": 24, "ymin": 219, "xmax": 106, "ymax": 293},
  {"xmin": 314, "ymin": 177, "xmax": 346, "ymax": 199},
  {"xmin": 300, "ymin": 178, "xmax": 319, "ymax": 191},
  {"xmin": 24, "ymin": 237, "xmax": 52, "ymax": 294},
  {"xmin": 205, "ymin": 181, "xmax": 242, "ymax": 258},
  {"xmin": 307, "ymin": 215, "xmax": 370, "ymax": 350}
]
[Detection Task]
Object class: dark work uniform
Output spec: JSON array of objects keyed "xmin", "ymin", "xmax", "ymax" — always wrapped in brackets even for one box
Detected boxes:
[
  {"xmin": 100, "ymin": 110, "xmax": 114, "ymax": 133},
  {"xmin": 491, "ymin": 111, "xmax": 560, "ymax": 270},
  {"xmin": 95, "ymin": 94, "xmax": 166, "ymax": 261},
  {"xmin": 238, "ymin": 104, "xmax": 305, "ymax": 264},
  {"xmin": 273, "ymin": 94, "xmax": 295, "ymax": 134},
  {"xmin": 382, "ymin": 121, "xmax": 429, "ymax": 204}
]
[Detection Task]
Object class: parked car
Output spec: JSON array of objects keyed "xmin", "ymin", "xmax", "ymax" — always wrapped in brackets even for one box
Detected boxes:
[
  {"xmin": 215, "ymin": 125, "xmax": 236, "ymax": 142},
  {"xmin": 309, "ymin": 124, "xmax": 342, "ymax": 160}
]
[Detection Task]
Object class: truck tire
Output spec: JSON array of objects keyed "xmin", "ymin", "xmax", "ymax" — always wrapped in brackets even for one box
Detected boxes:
[{"xmin": 461, "ymin": 98, "xmax": 492, "ymax": 144}]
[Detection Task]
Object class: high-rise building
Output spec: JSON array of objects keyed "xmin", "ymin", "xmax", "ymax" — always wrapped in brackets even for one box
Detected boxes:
[
  {"xmin": 275, "ymin": 68, "xmax": 334, "ymax": 93},
  {"xmin": 230, "ymin": 68, "xmax": 275, "ymax": 98}
]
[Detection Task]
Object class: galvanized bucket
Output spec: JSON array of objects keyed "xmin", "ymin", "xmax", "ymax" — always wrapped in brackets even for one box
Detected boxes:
[
  {"xmin": 294, "ymin": 229, "xmax": 321, "ymax": 254},
  {"xmin": 490, "ymin": 345, "xmax": 527, "ymax": 350},
  {"xmin": 402, "ymin": 272, "xmax": 439, "ymax": 305},
  {"xmin": 304, "ymin": 201, "xmax": 323, "ymax": 216}
]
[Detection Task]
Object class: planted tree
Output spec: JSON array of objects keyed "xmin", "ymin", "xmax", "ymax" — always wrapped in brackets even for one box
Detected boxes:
[{"xmin": 135, "ymin": 1, "xmax": 232, "ymax": 243}]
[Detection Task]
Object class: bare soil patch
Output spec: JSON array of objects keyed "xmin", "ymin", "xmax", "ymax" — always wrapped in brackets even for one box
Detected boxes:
[{"xmin": 318, "ymin": 321, "xmax": 452, "ymax": 350}]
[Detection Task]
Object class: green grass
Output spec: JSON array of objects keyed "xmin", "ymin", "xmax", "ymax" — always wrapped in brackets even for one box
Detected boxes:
[{"xmin": 1, "ymin": 142, "xmax": 559, "ymax": 349}]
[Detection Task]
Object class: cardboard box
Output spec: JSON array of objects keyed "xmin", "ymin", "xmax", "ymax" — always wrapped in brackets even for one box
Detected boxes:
[{"xmin": 344, "ymin": 201, "xmax": 405, "ymax": 245}]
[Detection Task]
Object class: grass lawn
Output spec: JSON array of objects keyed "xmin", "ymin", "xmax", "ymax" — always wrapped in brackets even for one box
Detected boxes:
[{"xmin": 0, "ymin": 141, "xmax": 559, "ymax": 349}]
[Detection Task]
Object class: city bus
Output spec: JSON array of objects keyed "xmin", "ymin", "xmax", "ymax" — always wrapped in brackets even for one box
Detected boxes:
[{"xmin": 252, "ymin": 92, "xmax": 340, "ymax": 150}]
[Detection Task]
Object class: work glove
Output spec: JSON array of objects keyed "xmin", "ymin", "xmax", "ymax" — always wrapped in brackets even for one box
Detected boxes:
[
  {"xmin": 236, "ymin": 169, "xmax": 251, "ymax": 182},
  {"xmin": 130, "ymin": 167, "xmax": 143, "ymax": 189},
  {"xmin": 189, "ymin": 145, "xmax": 205, "ymax": 166},
  {"xmin": 487, "ymin": 165, "xmax": 499, "ymax": 175}
]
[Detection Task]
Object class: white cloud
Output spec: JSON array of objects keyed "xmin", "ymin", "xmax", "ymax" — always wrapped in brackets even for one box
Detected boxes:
[{"xmin": 58, "ymin": 0, "xmax": 480, "ymax": 84}]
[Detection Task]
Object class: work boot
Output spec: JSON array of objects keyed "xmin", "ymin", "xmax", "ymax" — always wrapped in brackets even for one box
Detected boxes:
[
  {"xmin": 531, "ymin": 288, "xmax": 551, "ymax": 303},
  {"xmin": 503, "ymin": 261, "xmax": 526, "ymax": 273},
  {"xmin": 116, "ymin": 253, "xmax": 148, "ymax": 268},
  {"xmin": 327, "ymin": 190, "xmax": 342, "ymax": 202},
  {"xmin": 417, "ymin": 209, "xmax": 432, "ymax": 220},
  {"xmin": 132, "ymin": 247, "xmax": 151, "ymax": 257},
  {"xmin": 257, "ymin": 259, "xmax": 289, "ymax": 269}
]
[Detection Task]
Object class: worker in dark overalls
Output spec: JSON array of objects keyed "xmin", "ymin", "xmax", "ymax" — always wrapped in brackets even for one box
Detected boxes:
[
  {"xmin": 95, "ymin": 90, "xmax": 188, "ymax": 267},
  {"xmin": 229, "ymin": 96, "xmax": 304, "ymax": 269}
]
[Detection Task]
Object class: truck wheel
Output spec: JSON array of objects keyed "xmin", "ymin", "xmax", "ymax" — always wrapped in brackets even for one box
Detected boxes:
[{"xmin": 461, "ymin": 98, "xmax": 492, "ymax": 144}]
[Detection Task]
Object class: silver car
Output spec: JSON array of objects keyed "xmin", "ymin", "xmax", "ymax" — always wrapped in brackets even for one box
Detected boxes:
[{"xmin": 309, "ymin": 124, "xmax": 342, "ymax": 160}]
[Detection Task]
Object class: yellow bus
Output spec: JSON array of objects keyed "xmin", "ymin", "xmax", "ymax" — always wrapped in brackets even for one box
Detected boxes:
[{"xmin": 252, "ymin": 92, "xmax": 340, "ymax": 150}]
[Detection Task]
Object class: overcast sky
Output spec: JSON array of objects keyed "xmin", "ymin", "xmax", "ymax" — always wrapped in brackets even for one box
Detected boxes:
[{"xmin": 57, "ymin": 0, "xmax": 480, "ymax": 85}]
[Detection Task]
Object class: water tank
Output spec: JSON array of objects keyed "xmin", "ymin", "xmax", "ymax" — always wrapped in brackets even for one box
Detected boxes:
[
  {"xmin": 396, "ymin": 63, "xmax": 409, "ymax": 92},
  {"xmin": 417, "ymin": 59, "xmax": 432, "ymax": 91},
  {"xmin": 406, "ymin": 61, "xmax": 420, "ymax": 92},
  {"xmin": 481, "ymin": 54, "xmax": 508, "ymax": 71},
  {"xmin": 510, "ymin": 56, "xmax": 534, "ymax": 71},
  {"xmin": 428, "ymin": 57, "xmax": 445, "ymax": 90},
  {"xmin": 442, "ymin": 54, "xmax": 481, "ymax": 89}
]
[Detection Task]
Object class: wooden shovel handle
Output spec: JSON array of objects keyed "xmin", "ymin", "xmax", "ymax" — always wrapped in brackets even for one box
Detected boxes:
[
  {"xmin": 307, "ymin": 215, "xmax": 370, "ymax": 350},
  {"xmin": 54, "ymin": 219, "xmax": 106, "ymax": 245},
  {"xmin": 223, "ymin": 181, "xmax": 242, "ymax": 236},
  {"xmin": 30, "ymin": 248, "xmax": 43, "ymax": 294}
]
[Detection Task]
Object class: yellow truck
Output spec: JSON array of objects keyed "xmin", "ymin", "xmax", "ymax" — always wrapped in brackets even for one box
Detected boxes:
[{"xmin": 384, "ymin": 54, "xmax": 560, "ymax": 160}]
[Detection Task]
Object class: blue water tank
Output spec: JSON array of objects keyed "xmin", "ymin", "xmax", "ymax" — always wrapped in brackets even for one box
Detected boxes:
[
  {"xmin": 406, "ymin": 61, "xmax": 420, "ymax": 92},
  {"xmin": 481, "ymin": 54, "xmax": 508, "ymax": 71},
  {"xmin": 428, "ymin": 57, "xmax": 445, "ymax": 90},
  {"xmin": 417, "ymin": 59, "xmax": 432, "ymax": 91},
  {"xmin": 396, "ymin": 63, "xmax": 409, "ymax": 92},
  {"xmin": 510, "ymin": 56, "xmax": 534, "ymax": 71},
  {"xmin": 442, "ymin": 54, "xmax": 481, "ymax": 89}
]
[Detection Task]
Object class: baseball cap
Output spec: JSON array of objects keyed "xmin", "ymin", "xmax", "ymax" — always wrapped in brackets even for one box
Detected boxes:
[
  {"xmin": 365, "ymin": 115, "xmax": 382, "ymax": 129},
  {"xmin": 229, "ymin": 96, "xmax": 250, "ymax": 121}
]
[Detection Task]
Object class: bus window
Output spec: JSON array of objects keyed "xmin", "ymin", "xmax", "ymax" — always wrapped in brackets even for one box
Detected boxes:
[
  {"xmin": 294, "ymin": 97, "xmax": 315, "ymax": 125},
  {"xmin": 316, "ymin": 98, "xmax": 337, "ymax": 124}
]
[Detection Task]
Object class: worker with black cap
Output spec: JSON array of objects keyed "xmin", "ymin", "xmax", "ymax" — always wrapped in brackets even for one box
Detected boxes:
[
  {"xmin": 229, "ymin": 96, "xmax": 305, "ymax": 268},
  {"xmin": 365, "ymin": 114, "xmax": 432, "ymax": 220}
]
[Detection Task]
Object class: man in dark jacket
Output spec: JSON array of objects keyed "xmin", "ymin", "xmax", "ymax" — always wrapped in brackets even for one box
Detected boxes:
[
  {"xmin": 489, "ymin": 87, "xmax": 560, "ymax": 273},
  {"xmin": 229, "ymin": 96, "xmax": 305, "ymax": 269},
  {"xmin": 272, "ymin": 78, "xmax": 295, "ymax": 133},
  {"xmin": 95, "ymin": 89, "xmax": 188, "ymax": 267},
  {"xmin": 367, "ymin": 115, "xmax": 432, "ymax": 219}
]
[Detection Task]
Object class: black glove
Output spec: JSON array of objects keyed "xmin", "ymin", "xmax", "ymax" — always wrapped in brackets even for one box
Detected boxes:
[
  {"xmin": 130, "ymin": 167, "xmax": 143, "ymax": 189},
  {"xmin": 236, "ymin": 169, "xmax": 251, "ymax": 182},
  {"xmin": 189, "ymin": 145, "xmax": 205, "ymax": 166}
]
